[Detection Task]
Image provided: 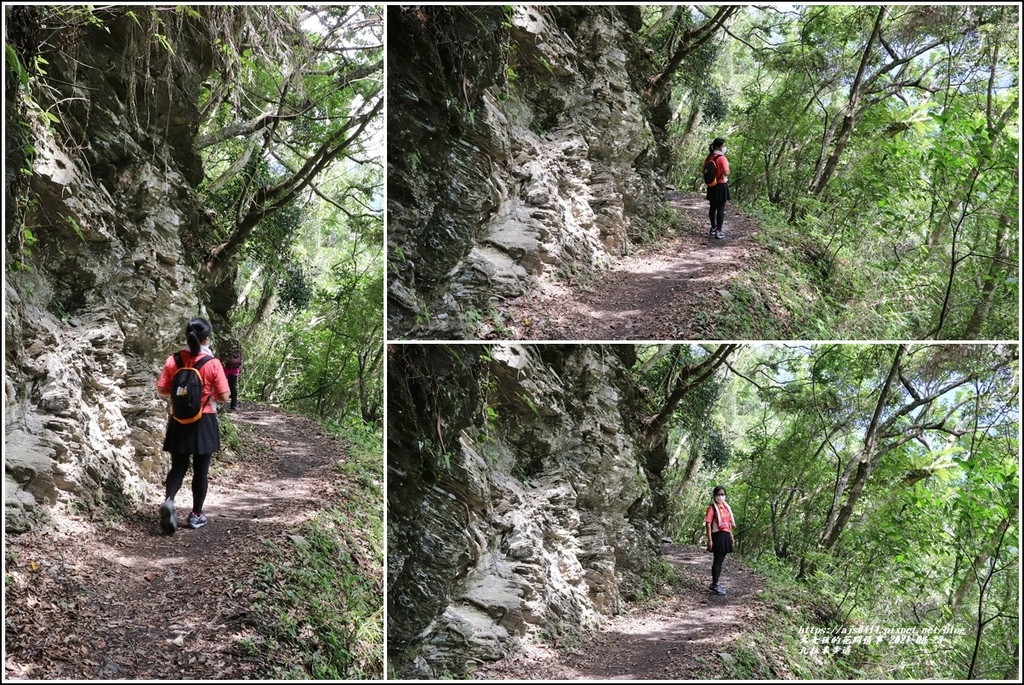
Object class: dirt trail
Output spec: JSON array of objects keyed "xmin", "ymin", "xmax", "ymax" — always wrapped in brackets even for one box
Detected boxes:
[
  {"xmin": 472, "ymin": 544, "xmax": 776, "ymax": 680},
  {"xmin": 4, "ymin": 405, "xmax": 356, "ymax": 680},
  {"xmin": 499, "ymin": 190, "xmax": 766, "ymax": 340}
]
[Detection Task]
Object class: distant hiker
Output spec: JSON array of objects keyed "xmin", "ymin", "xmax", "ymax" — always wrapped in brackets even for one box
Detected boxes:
[
  {"xmin": 156, "ymin": 317, "xmax": 230, "ymax": 534},
  {"xmin": 705, "ymin": 484, "xmax": 735, "ymax": 595},
  {"xmin": 221, "ymin": 337, "xmax": 243, "ymax": 411},
  {"xmin": 703, "ymin": 137, "xmax": 730, "ymax": 240}
]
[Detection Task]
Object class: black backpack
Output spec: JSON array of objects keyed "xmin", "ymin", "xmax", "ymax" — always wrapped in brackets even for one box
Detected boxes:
[
  {"xmin": 702, "ymin": 156, "xmax": 719, "ymax": 186},
  {"xmin": 169, "ymin": 352, "xmax": 211, "ymax": 424}
]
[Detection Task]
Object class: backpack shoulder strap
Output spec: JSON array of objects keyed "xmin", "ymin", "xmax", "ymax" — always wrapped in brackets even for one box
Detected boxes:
[{"xmin": 174, "ymin": 352, "xmax": 210, "ymax": 370}]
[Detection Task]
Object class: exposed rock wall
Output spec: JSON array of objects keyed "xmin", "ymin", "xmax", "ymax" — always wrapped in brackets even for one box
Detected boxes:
[
  {"xmin": 387, "ymin": 344, "xmax": 664, "ymax": 678},
  {"xmin": 4, "ymin": 9, "xmax": 216, "ymax": 531},
  {"xmin": 387, "ymin": 6, "xmax": 666, "ymax": 339}
]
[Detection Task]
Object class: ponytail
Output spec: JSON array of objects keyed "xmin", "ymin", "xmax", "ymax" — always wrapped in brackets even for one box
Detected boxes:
[{"xmin": 185, "ymin": 317, "xmax": 212, "ymax": 354}]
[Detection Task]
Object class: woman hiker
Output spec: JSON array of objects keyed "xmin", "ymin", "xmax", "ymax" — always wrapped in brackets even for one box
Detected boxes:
[
  {"xmin": 704, "ymin": 137, "xmax": 731, "ymax": 240},
  {"xmin": 156, "ymin": 317, "xmax": 230, "ymax": 534},
  {"xmin": 222, "ymin": 337, "xmax": 243, "ymax": 411},
  {"xmin": 705, "ymin": 484, "xmax": 735, "ymax": 595}
]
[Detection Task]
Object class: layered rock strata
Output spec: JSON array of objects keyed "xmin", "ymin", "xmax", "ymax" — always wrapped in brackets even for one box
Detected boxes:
[
  {"xmin": 4, "ymin": 9, "xmax": 215, "ymax": 531},
  {"xmin": 387, "ymin": 6, "xmax": 665, "ymax": 339},
  {"xmin": 387, "ymin": 344, "xmax": 664, "ymax": 678}
]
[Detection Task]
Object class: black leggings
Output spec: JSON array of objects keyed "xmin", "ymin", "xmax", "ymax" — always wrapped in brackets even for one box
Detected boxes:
[
  {"xmin": 165, "ymin": 453, "xmax": 212, "ymax": 513},
  {"xmin": 712, "ymin": 550, "xmax": 727, "ymax": 585},
  {"xmin": 227, "ymin": 374, "xmax": 239, "ymax": 408},
  {"xmin": 711, "ymin": 530, "xmax": 732, "ymax": 584},
  {"xmin": 709, "ymin": 197, "xmax": 726, "ymax": 232}
]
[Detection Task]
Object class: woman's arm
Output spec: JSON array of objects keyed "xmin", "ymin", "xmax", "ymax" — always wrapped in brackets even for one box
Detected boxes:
[{"xmin": 706, "ymin": 521, "xmax": 713, "ymax": 551}]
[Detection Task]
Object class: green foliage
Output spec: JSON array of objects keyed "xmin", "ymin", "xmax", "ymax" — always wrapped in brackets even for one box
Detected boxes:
[
  {"xmin": 463, "ymin": 305, "xmax": 512, "ymax": 339},
  {"xmin": 227, "ymin": 147, "xmax": 384, "ymax": 427},
  {"xmin": 634, "ymin": 204, "xmax": 681, "ymax": 244},
  {"xmin": 190, "ymin": 6, "xmax": 384, "ymax": 427},
  {"xmin": 672, "ymin": 4, "xmax": 1019, "ymax": 339},
  {"xmin": 693, "ymin": 344, "xmax": 1020, "ymax": 680},
  {"xmin": 640, "ymin": 6, "xmax": 723, "ymax": 97},
  {"xmin": 631, "ymin": 557, "xmax": 691, "ymax": 605},
  {"xmin": 251, "ymin": 505, "xmax": 383, "ymax": 679}
]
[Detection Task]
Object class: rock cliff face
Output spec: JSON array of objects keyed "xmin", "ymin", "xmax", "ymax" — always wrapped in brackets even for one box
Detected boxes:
[
  {"xmin": 4, "ymin": 9, "xmax": 215, "ymax": 531},
  {"xmin": 387, "ymin": 344, "xmax": 665, "ymax": 678},
  {"xmin": 387, "ymin": 6, "xmax": 667, "ymax": 339}
]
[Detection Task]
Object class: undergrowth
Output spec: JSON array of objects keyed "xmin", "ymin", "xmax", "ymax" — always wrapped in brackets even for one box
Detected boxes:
[
  {"xmin": 237, "ymin": 416, "xmax": 383, "ymax": 679},
  {"xmin": 687, "ymin": 201, "xmax": 850, "ymax": 339},
  {"xmin": 632, "ymin": 556, "xmax": 693, "ymax": 606},
  {"xmin": 731, "ymin": 551, "xmax": 962, "ymax": 681}
]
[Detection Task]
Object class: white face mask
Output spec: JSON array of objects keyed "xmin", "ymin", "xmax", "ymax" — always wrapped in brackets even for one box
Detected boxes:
[
  {"xmin": 722, "ymin": 146, "xmax": 727, "ymax": 154},
  {"xmin": 715, "ymin": 495, "xmax": 726, "ymax": 503}
]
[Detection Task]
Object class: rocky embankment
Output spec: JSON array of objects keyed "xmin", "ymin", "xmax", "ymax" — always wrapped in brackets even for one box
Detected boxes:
[
  {"xmin": 387, "ymin": 6, "xmax": 669, "ymax": 339},
  {"xmin": 5, "ymin": 8, "xmax": 217, "ymax": 531},
  {"xmin": 387, "ymin": 345, "xmax": 666, "ymax": 678}
]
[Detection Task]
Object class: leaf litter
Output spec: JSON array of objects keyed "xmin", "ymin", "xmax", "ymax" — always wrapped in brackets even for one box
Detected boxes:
[
  {"xmin": 4, "ymin": 403, "xmax": 379, "ymax": 680},
  {"xmin": 498, "ymin": 190, "xmax": 770, "ymax": 340}
]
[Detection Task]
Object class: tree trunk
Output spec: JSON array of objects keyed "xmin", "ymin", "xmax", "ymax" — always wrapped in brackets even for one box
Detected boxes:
[
  {"xmin": 639, "ymin": 344, "xmax": 738, "ymax": 445},
  {"xmin": 949, "ymin": 505, "xmax": 1018, "ymax": 611},
  {"xmin": 822, "ymin": 454, "xmax": 880, "ymax": 549},
  {"xmin": 646, "ymin": 6, "xmax": 739, "ymax": 102},
  {"xmin": 808, "ymin": 6, "xmax": 884, "ymax": 197},
  {"xmin": 821, "ymin": 344, "xmax": 904, "ymax": 548},
  {"xmin": 960, "ymin": 197, "xmax": 1011, "ymax": 339}
]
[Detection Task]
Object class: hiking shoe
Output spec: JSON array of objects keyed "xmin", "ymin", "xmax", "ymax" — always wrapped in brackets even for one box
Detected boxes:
[
  {"xmin": 713, "ymin": 583, "xmax": 727, "ymax": 595},
  {"xmin": 187, "ymin": 512, "xmax": 208, "ymax": 529},
  {"xmin": 715, "ymin": 230, "xmax": 725, "ymax": 240},
  {"xmin": 159, "ymin": 499, "xmax": 176, "ymax": 535}
]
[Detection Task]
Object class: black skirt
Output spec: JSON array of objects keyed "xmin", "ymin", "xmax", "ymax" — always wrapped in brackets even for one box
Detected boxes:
[
  {"xmin": 163, "ymin": 412, "xmax": 221, "ymax": 455},
  {"xmin": 706, "ymin": 182, "xmax": 730, "ymax": 203},
  {"xmin": 712, "ymin": 530, "xmax": 734, "ymax": 554}
]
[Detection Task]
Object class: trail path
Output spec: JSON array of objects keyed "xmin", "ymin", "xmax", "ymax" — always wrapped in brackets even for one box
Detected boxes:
[
  {"xmin": 499, "ymin": 190, "xmax": 769, "ymax": 340},
  {"xmin": 473, "ymin": 544, "xmax": 781, "ymax": 680},
  {"xmin": 4, "ymin": 405, "xmax": 361, "ymax": 680}
]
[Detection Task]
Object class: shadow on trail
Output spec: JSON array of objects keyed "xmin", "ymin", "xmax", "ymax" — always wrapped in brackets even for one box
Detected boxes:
[
  {"xmin": 475, "ymin": 543, "xmax": 771, "ymax": 681},
  {"xmin": 3, "ymin": 404, "xmax": 352, "ymax": 680},
  {"xmin": 502, "ymin": 190, "xmax": 763, "ymax": 340}
]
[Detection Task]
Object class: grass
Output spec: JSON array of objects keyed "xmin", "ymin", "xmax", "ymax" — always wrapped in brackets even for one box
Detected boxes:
[
  {"xmin": 685, "ymin": 201, "xmax": 852, "ymax": 339},
  {"xmin": 463, "ymin": 305, "xmax": 514, "ymax": 339},
  {"xmin": 238, "ymin": 419, "xmax": 383, "ymax": 679},
  {"xmin": 632, "ymin": 557, "xmax": 695, "ymax": 605},
  {"xmin": 718, "ymin": 554, "xmax": 833, "ymax": 680}
]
